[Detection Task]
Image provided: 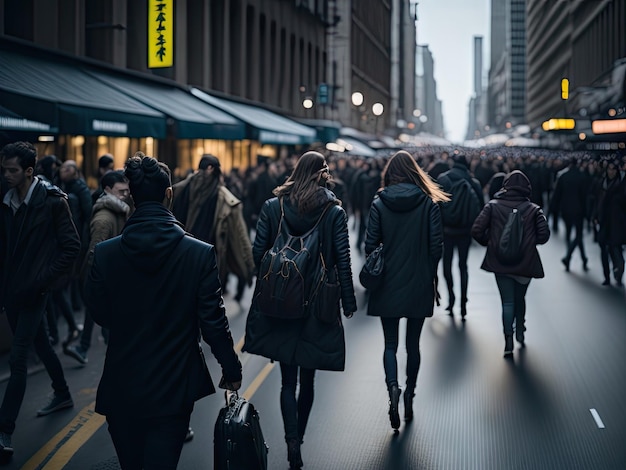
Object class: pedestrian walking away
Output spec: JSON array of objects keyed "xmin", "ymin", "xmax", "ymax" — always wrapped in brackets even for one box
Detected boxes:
[
  {"xmin": 84, "ymin": 152, "xmax": 242, "ymax": 470},
  {"xmin": 243, "ymin": 150, "xmax": 357, "ymax": 469},
  {"xmin": 0, "ymin": 141, "xmax": 81, "ymax": 462},
  {"xmin": 362, "ymin": 150, "xmax": 447, "ymax": 431},
  {"xmin": 437, "ymin": 153, "xmax": 484, "ymax": 318},
  {"xmin": 471, "ymin": 170, "xmax": 550, "ymax": 357}
]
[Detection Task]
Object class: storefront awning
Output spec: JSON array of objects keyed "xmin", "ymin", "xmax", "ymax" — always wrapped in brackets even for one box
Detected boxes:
[
  {"xmin": 87, "ymin": 71, "xmax": 246, "ymax": 140},
  {"xmin": 191, "ymin": 88, "xmax": 317, "ymax": 145},
  {"xmin": 0, "ymin": 48, "xmax": 167, "ymax": 138},
  {"xmin": 0, "ymin": 104, "xmax": 58, "ymax": 133},
  {"xmin": 295, "ymin": 118, "xmax": 341, "ymax": 143}
]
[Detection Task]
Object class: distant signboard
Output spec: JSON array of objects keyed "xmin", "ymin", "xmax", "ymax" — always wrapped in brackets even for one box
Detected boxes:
[{"xmin": 148, "ymin": 0, "xmax": 173, "ymax": 68}]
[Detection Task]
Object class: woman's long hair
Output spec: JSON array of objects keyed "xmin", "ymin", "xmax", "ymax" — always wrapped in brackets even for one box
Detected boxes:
[
  {"xmin": 273, "ymin": 151, "xmax": 333, "ymax": 213},
  {"xmin": 382, "ymin": 150, "xmax": 450, "ymax": 203}
]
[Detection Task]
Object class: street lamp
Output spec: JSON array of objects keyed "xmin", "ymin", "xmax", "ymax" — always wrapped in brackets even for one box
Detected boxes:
[
  {"xmin": 302, "ymin": 98, "xmax": 314, "ymax": 109},
  {"xmin": 372, "ymin": 102, "xmax": 384, "ymax": 133},
  {"xmin": 351, "ymin": 91, "xmax": 364, "ymax": 107}
]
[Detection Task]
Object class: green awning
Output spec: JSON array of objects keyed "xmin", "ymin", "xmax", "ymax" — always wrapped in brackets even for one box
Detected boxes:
[
  {"xmin": 295, "ymin": 118, "xmax": 341, "ymax": 143},
  {"xmin": 0, "ymin": 48, "xmax": 167, "ymax": 138},
  {"xmin": 191, "ymin": 88, "xmax": 317, "ymax": 145},
  {"xmin": 0, "ymin": 104, "xmax": 58, "ymax": 133},
  {"xmin": 87, "ymin": 71, "xmax": 246, "ymax": 140}
]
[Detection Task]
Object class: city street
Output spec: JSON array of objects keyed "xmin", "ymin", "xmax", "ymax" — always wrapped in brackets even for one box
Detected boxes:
[{"xmin": 1, "ymin": 220, "xmax": 625, "ymax": 470}]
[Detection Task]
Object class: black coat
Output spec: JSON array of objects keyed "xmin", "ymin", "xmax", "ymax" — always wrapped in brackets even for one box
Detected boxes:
[
  {"xmin": 84, "ymin": 202, "xmax": 242, "ymax": 418},
  {"xmin": 471, "ymin": 171, "xmax": 550, "ymax": 278},
  {"xmin": 243, "ymin": 189, "xmax": 357, "ymax": 371},
  {"xmin": 549, "ymin": 166, "xmax": 588, "ymax": 222},
  {"xmin": 364, "ymin": 183, "xmax": 443, "ymax": 318},
  {"xmin": 437, "ymin": 164, "xmax": 484, "ymax": 235},
  {"xmin": 1, "ymin": 178, "xmax": 80, "ymax": 310}
]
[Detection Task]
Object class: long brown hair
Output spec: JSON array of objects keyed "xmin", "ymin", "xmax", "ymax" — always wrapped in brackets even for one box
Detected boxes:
[
  {"xmin": 382, "ymin": 150, "xmax": 450, "ymax": 203},
  {"xmin": 273, "ymin": 151, "xmax": 333, "ymax": 213}
]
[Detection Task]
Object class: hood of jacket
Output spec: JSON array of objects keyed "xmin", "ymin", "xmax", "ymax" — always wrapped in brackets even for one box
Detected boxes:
[
  {"xmin": 378, "ymin": 182, "xmax": 427, "ymax": 212},
  {"xmin": 283, "ymin": 187, "xmax": 339, "ymax": 234},
  {"xmin": 93, "ymin": 193, "xmax": 130, "ymax": 217},
  {"xmin": 120, "ymin": 202, "xmax": 186, "ymax": 273},
  {"xmin": 495, "ymin": 170, "xmax": 531, "ymax": 200}
]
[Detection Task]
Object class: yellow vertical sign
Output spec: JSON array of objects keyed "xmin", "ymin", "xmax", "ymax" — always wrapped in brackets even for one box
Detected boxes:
[{"xmin": 148, "ymin": 0, "xmax": 173, "ymax": 68}]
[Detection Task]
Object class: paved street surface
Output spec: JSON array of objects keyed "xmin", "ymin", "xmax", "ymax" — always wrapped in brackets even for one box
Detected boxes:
[{"xmin": 1, "ymin": 220, "xmax": 625, "ymax": 469}]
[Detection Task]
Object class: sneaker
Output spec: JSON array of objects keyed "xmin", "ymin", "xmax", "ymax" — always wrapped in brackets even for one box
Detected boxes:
[
  {"xmin": 184, "ymin": 427, "xmax": 194, "ymax": 443},
  {"xmin": 37, "ymin": 393, "xmax": 74, "ymax": 417},
  {"xmin": 0, "ymin": 432, "xmax": 13, "ymax": 458},
  {"xmin": 504, "ymin": 335, "xmax": 514, "ymax": 357},
  {"xmin": 64, "ymin": 345, "xmax": 88, "ymax": 365}
]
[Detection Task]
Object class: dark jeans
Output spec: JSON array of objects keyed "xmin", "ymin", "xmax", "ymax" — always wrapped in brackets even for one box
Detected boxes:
[
  {"xmin": 495, "ymin": 274, "xmax": 530, "ymax": 336},
  {"xmin": 600, "ymin": 244, "xmax": 625, "ymax": 283},
  {"xmin": 563, "ymin": 217, "xmax": 587, "ymax": 263},
  {"xmin": 443, "ymin": 233, "xmax": 472, "ymax": 306},
  {"xmin": 0, "ymin": 296, "xmax": 70, "ymax": 434},
  {"xmin": 106, "ymin": 408, "xmax": 191, "ymax": 470},
  {"xmin": 380, "ymin": 317, "xmax": 425, "ymax": 395},
  {"xmin": 279, "ymin": 363, "xmax": 315, "ymax": 442}
]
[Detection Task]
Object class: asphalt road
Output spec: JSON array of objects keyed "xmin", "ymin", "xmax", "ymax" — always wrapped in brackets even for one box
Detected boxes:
[{"xmin": 1, "ymin": 221, "xmax": 625, "ymax": 469}]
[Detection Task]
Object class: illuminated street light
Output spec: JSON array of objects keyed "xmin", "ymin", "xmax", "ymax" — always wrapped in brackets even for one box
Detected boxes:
[
  {"xmin": 351, "ymin": 91, "xmax": 364, "ymax": 107},
  {"xmin": 303, "ymin": 98, "xmax": 314, "ymax": 109},
  {"xmin": 372, "ymin": 102, "xmax": 384, "ymax": 116}
]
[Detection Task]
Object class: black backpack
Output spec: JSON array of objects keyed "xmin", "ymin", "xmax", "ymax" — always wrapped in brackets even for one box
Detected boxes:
[
  {"xmin": 497, "ymin": 202, "xmax": 532, "ymax": 265},
  {"xmin": 441, "ymin": 178, "xmax": 482, "ymax": 228},
  {"xmin": 256, "ymin": 199, "xmax": 331, "ymax": 320}
]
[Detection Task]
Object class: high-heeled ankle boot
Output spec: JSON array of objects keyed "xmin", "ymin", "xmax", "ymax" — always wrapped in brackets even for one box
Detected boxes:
[
  {"xmin": 388, "ymin": 384, "xmax": 401, "ymax": 430},
  {"xmin": 403, "ymin": 390, "xmax": 414, "ymax": 422},
  {"xmin": 287, "ymin": 438, "xmax": 303, "ymax": 469}
]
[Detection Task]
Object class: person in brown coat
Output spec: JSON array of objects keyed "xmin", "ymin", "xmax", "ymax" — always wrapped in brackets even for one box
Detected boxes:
[{"xmin": 471, "ymin": 170, "xmax": 550, "ymax": 357}]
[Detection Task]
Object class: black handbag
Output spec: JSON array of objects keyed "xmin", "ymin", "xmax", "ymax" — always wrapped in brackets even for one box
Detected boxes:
[{"xmin": 359, "ymin": 244, "xmax": 384, "ymax": 290}]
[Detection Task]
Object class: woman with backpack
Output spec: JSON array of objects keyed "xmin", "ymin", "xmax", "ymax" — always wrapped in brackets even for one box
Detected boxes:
[
  {"xmin": 243, "ymin": 151, "xmax": 357, "ymax": 469},
  {"xmin": 362, "ymin": 150, "xmax": 448, "ymax": 431},
  {"xmin": 471, "ymin": 170, "xmax": 550, "ymax": 357}
]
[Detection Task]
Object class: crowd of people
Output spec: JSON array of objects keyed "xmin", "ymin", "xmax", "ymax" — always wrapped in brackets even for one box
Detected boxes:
[{"xmin": 0, "ymin": 140, "xmax": 625, "ymax": 468}]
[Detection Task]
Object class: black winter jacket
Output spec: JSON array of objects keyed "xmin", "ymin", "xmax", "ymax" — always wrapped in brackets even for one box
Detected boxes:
[
  {"xmin": 85, "ymin": 202, "xmax": 242, "ymax": 417},
  {"xmin": 471, "ymin": 170, "xmax": 550, "ymax": 278},
  {"xmin": 364, "ymin": 183, "xmax": 443, "ymax": 318},
  {"xmin": 437, "ymin": 164, "xmax": 484, "ymax": 235},
  {"xmin": 243, "ymin": 188, "xmax": 357, "ymax": 371},
  {"xmin": 1, "ymin": 178, "xmax": 80, "ymax": 310}
]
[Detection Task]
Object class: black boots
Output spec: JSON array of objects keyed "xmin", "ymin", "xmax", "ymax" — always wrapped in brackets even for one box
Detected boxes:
[
  {"xmin": 287, "ymin": 439, "xmax": 303, "ymax": 469},
  {"xmin": 388, "ymin": 384, "xmax": 401, "ymax": 430},
  {"xmin": 403, "ymin": 390, "xmax": 414, "ymax": 422},
  {"xmin": 504, "ymin": 335, "xmax": 514, "ymax": 357}
]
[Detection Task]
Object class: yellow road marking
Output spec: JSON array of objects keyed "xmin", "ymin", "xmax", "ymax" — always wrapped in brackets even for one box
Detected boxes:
[
  {"xmin": 23, "ymin": 337, "xmax": 274, "ymax": 469},
  {"xmin": 242, "ymin": 362, "xmax": 275, "ymax": 401},
  {"xmin": 234, "ymin": 335, "xmax": 245, "ymax": 354},
  {"xmin": 21, "ymin": 402, "xmax": 105, "ymax": 470}
]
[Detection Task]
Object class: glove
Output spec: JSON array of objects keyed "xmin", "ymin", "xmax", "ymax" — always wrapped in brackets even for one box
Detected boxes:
[{"xmin": 219, "ymin": 376, "xmax": 242, "ymax": 391}]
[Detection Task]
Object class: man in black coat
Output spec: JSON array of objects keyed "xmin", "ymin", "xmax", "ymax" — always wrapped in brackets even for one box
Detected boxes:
[
  {"xmin": 0, "ymin": 142, "xmax": 81, "ymax": 460},
  {"xmin": 550, "ymin": 157, "xmax": 589, "ymax": 272},
  {"xmin": 84, "ymin": 153, "xmax": 242, "ymax": 469},
  {"xmin": 437, "ymin": 154, "xmax": 484, "ymax": 318}
]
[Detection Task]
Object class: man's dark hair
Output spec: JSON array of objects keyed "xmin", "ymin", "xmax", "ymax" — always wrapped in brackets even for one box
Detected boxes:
[
  {"xmin": 98, "ymin": 154, "xmax": 114, "ymax": 169},
  {"xmin": 124, "ymin": 152, "xmax": 171, "ymax": 205},
  {"xmin": 0, "ymin": 141, "xmax": 37, "ymax": 170},
  {"xmin": 100, "ymin": 170, "xmax": 128, "ymax": 190}
]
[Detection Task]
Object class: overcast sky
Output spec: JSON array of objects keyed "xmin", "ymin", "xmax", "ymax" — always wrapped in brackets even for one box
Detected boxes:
[{"xmin": 417, "ymin": 0, "xmax": 491, "ymax": 143}]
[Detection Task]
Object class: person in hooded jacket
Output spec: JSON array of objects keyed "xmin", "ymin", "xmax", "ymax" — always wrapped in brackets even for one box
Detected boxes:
[
  {"xmin": 243, "ymin": 151, "xmax": 357, "ymax": 469},
  {"xmin": 471, "ymin": 170, "xmax": 550, "ymax": 357},
  {"xmin": 84, "ymin": 153, "xmax": 242, "ymax": 470},
  {"xmin": 363, "ymin": 150, "xmax": 448, "ymax": 431}
]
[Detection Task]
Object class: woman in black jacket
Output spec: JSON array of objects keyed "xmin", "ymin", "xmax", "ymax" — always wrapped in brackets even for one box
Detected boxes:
[
  {"xmin": 363, "ymin": 150, "xmax": 448, "ymax": 430},
  {"xmin": 244, "ymin": 151, "xmax": 357, "ymax": 469},
  {"xmin": 471, "ymin": 170, "xmax": 550, "ymax": 357}
]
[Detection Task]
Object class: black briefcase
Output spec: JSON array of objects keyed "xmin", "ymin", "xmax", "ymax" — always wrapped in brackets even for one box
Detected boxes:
[{"xmin": 214, "ymin": 391, "xmax": 268, "ymax": 470}]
